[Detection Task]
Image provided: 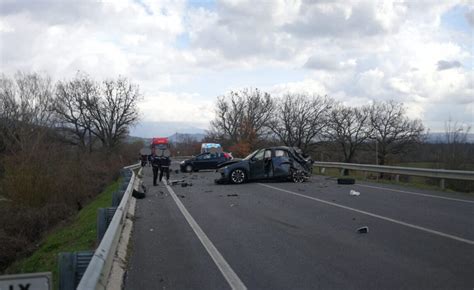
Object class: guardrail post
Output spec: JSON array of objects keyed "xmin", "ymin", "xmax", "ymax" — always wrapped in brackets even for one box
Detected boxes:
[
  {"xmin": 97, "ymin": 207, "xmax": 118, "ymax": 241},
  {"xmin": 440, "ymin": 178, "xmax": 446, "ymax": 190},
  {"xmin": 58, "ymin": 251, "xmax": 93, "ymax": 290},
  {"xmin": 395, "ymin": 175, "xmax": 400, "ymax": 183},
  {"xmin": 112, "ymin": 190, "xmax": 125, "ymax": 207}
]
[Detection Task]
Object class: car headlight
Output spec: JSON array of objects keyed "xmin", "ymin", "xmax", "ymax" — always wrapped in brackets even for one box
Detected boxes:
[{"xmin": 180, "ymin": 161, "xmax": 185, "ymax": 164}]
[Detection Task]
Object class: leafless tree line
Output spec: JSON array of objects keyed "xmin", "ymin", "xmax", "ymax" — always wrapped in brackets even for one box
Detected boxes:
[
  {"xmin": 209, "ymin": 88, "xmax": 425, "ymax": 164},
  {"xmin": 0, "ymin": 72, "xmax": 141, "ymax": 154}
]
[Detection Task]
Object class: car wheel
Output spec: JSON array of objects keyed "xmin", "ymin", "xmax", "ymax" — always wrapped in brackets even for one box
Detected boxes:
[
  {"xmin": 230, "ymin": 169, "xmax": 246, "ymax": 184},
  {"xmin": 291, "ymin": 169, "xmax": 306, "ymax": 183},
  {"xmin": 185, "ymin": 165, "xmax": 193, "ymax": 173}
]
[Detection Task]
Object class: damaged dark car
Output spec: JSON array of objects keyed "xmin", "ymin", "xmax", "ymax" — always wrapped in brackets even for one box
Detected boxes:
[{"xmin": 215, "ymin": 146, "xmax": 313, "ymax": 184}]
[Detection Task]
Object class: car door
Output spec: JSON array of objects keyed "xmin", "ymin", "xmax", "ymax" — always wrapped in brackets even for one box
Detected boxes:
[
  {"xmin": 206, "ymin": 153, "xmax": 221, "ymax": 169},
  {"xmin": 193, "ymin": 153, "xmax": 211, "ymax": 170},
  {"xmin": 214, "ymin": 153, "xmax": 227, "ymax": 167},
  {"xmin": 249, "ymin": 149, "xmax": 271, "ymax": 179},
  {"xmin": 272, "ymin": 149, "xmax": 292, "ymax": 178}
]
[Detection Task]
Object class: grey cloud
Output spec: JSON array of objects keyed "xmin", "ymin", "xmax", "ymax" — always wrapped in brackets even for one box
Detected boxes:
[
  {"xmin": 466, "ymin": 8, "xmax": 474, "ymax": 27},
  {"xmin": 437, "ymin": 60, "xmax": 462, "ymax": 71},
  {"xmin": 0, "ymin": 0, "xmax": 101, "ymax": 25},
  {"xmin": 284, "ymin": 2, "xmax": 394, "ymax": 39},
  {"xmin": 304, "ymin": 56, "xmax": 340, "ymax": 70},
  {"xmin": 188, "ymin": 2, "xmax": 293, "ymax": 60}
]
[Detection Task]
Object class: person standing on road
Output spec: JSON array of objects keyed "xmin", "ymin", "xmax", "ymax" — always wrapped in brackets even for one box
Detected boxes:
[
  {"xmin": 151, "ymin": 153, "xmax": 162, "ymax": 186},
  {"xmin": 159, "ymin": 150, "xmax": 171, "ymax": 183}
]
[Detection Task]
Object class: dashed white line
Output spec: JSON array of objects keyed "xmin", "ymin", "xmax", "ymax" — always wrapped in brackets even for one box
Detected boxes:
[
  {"xmin": 259, "ymin": 183, "xmax": 474, "ymax": 246},
  {"xmin": 355, "ymin": 184, "xmax": 474, "ymax": 204},
  {"xmin": 164, "ymin": 181, "xmax": 247, "ymax": 290}
]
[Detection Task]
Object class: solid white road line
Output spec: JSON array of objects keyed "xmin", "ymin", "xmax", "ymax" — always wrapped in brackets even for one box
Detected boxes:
[
  {"xmin": 164, "ymin": 182, "xmax": 247, "ymax": 290},
  {"xmin": 259, "ymin": 183, "xmax": 474, "ymax": 246},
  {"xmin": 355, "ymin": 183, "xmax": 474, "ymax": 204}
]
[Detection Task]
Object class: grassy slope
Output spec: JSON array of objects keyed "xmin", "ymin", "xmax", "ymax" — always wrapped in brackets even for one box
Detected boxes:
[{"xmin": 6, "ymin": 179, "xmax": 120, "ymax": 288}]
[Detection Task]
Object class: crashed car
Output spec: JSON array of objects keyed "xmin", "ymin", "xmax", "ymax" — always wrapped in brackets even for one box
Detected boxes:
[
  {"xmin": 215, "ymin": 146, "xmax": 313, "ymax": 184},
  {"xmin": 180, "ymin": 152, "xmax": 232, "ymax": 172}
]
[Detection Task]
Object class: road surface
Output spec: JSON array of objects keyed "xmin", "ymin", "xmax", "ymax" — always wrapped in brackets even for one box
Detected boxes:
[{"xmin": 125, "ymin": 163, "xmax": 474, "ymax": 290}]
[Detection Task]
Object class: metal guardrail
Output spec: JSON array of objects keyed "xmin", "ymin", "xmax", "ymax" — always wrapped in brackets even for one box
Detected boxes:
[
  {"xmin": 313, "ymin": 161, "xmax": 474, "ymax": 189},
  {"xmin": 77, "ymin": 163, "xmax": 141, "ymax": 290}
]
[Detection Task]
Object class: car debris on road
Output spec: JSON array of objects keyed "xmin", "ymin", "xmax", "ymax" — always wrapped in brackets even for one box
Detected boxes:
[
  {"xmin": 349, "ymin": 190, "xmax": 361, "ymax": 196},
  {"xmin": 357, "ymin": 226, "xmax": 369, "ymax": 234}
]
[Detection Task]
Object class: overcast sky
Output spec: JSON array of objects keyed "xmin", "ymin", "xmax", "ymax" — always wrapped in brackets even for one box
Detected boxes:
[{"xmin": 0, "ymin": 0, "xmax": 472, "ymax": 137}]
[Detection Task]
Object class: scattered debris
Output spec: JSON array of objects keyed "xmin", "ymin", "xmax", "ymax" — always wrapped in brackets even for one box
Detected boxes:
[
  {"xmin": 181, "ymin": 183, "xmax": 188, "ymax": 187},
  {"xmin": 150, "ymin": 228, "xmax": 154, "ymax": 232},
  {"xmin": 159, "ymin": 190, "xmax": 164, "ymax": 195},
  {"xmin": 230, "ymin": 204, "xmax": 235, "ymax": 207},
  {"xmin": 205, "ymin": 190, "xmax": 213, "ymax": 193},
  {"xmin": 349, "ymin": 190, "xmax": 360, "ymax": 196},
  {"xmin": 356, "ymin": 226, "xmax": 369, "ymax": 234},
  {"xmin": 298, "ymin": 188, "xmax": 305, "ymax": 192},
  {"xmin": 178, "ymin": 194, "xmax": 186, "ymax": 199},
  {"xmin": 170, "ymin": 179, "xmax": 185, "ymax": 186},
  {"xmin": 352, "ymin": 217, "xmax": 356, "ymax": 221},
  {"xmin": 227, "ymin": 194, "xmax": 239, "ymax": 197},
  {"xmin": 132, "ymin": 189, "xmax": 146, "ymax": 199}
]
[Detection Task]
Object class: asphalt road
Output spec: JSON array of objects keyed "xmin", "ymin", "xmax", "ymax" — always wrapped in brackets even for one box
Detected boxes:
[{"xmin": 125, "ymin": 163, "xmax": 474, "ymax": 290}]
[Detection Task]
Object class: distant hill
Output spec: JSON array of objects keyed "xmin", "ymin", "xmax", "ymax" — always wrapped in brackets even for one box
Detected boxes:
[
  {"xmin": 129, "ymin": 121, "xmax": 207, "ymax": 138},
  {"xmin": 425, "ymin": 132, "xmax": 474, "ymax": 143},
  {"xmin": 126, "ymin": 132, "xmax": 205, "ymax": 145},
  {"xmin": 168, "ymin": 132, "xmax": 205, "ymax": 142}
]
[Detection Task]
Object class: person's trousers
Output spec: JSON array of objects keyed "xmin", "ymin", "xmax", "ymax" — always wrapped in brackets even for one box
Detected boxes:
[
  {"xmin": 152, "ymin": 166, "xmax": 159, "ymax": 185},
  {"xmin": 159, "ymin": 166, "xmax": 170, "ymax": 181}
]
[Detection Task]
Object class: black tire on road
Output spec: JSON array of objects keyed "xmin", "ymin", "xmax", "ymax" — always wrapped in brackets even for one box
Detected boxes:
[
  {"xmin": 337, "ymin": 177, "xmax": 355, "ymax": 184},
  {"xmin": 230, "ymin": 169, "xmax": 246, "ymax": 184},
  {"xmin": 185, "ymin": 165, "xmax": 193, "ymax": 173}
]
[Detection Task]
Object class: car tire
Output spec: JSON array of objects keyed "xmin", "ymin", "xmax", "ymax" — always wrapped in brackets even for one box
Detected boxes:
[
  {"xmin": 230, "ymin": 169, "xmax": 246, "ymax": 184},
  {"xmin": 185, "ymin": 165, "xmax": 193, "ymax": 173},
  {"xmin": 291, "ymin": 169, "xmax": 306, "ymax": 183},
  {"xmin": 337, "ymin": 177, "xmax": 355, "ymax": 185}
]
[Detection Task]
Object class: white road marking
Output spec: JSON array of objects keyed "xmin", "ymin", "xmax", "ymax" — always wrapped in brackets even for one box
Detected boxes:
[
  {"xmin": 355, "ymin": 184, "xmax": 474, "ymax": 204},
  {"xmin": 164, "ymin": 182, "xmax": 247, "ymax": 290},
  {"xmin": 259, "ymin": 183, "xmax": 474, "ymax": 246}
]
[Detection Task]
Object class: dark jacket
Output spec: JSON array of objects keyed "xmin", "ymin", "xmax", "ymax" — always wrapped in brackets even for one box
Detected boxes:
[
  {"xmin": 151, "ymin": 155, "xmax": 161, "ymax": 167},
  {"xmin": 160, "ymin": 157, "xmax": 171, "ymax": 167}
]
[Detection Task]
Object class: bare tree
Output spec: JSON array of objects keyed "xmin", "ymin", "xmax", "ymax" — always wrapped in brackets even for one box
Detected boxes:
[
  {"xmin": 84, "ymin": 77, "xmax": 141, "ymax": 150},
  {"xmin": 442, "ymin": 118, "xmax": 472, "ymax": 169},
  {"xmin": 325, "ymin": 104, "xmax": 372, "ymax": 163},
  {"xmin": 209, "ymin": 88, "xmax": 274, "ymax": 151},
  {"xmin": 268, "ymin": 93, "xmax": 333, "ymax": 154},
  {"xmin": 369, "ymin": 100, "xmax": 424, "ymax": 165},
  {"xmin": 54, "ymin": 74, "xmax": 96, "ymax": 151},
  {"xmin": 0, "ymin": 72, "xmax": 55, "ymax": 154}
]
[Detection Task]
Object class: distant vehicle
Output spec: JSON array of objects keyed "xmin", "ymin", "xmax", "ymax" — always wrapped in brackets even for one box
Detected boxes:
[
  {"xmin": 201, "ymin": 143, "xmax": 222, "ymax": 154},
  {"xmin": 180, "ymin": 152, "xmax": 232, "ymax": 172},
  {"xmin": 151, "ymin": 137, "xmax": 170, "ymax": 156},
  {"xmin": 215, "ymin": 146, "xmax": 313, "ymax": 184}
]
